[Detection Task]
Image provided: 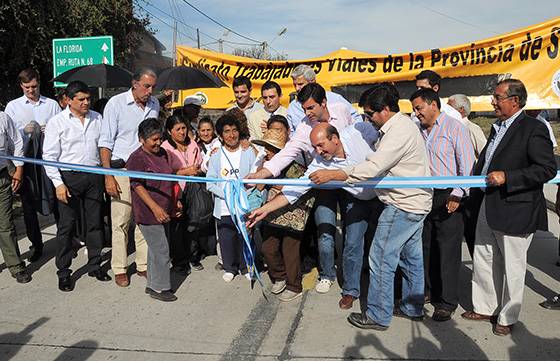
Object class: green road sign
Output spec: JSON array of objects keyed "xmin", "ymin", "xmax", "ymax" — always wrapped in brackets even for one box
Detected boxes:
[{"xmin": 52, "ymin": 36, "xmax": 114, "ymax": 87}]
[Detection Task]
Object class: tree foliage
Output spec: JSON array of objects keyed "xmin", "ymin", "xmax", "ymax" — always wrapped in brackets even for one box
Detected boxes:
[
  {"xmin": 0, "ymin": 0, "xmax": 150, "ymax": 107},
  {"xmin": 231, "ymin": 45, "xmax": 288, "ymax": 61}
]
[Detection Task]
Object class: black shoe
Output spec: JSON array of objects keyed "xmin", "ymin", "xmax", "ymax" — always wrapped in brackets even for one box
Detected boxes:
[
  {"xmin": 88, "ymin": 269, "xmax": 112, "ymax": 282},
  {"xmin": 432, "ymin": 308, "xmax": 454, "ymax": 322},
  {"xmin": 540, "ymin": 294, "xmax": 560, "ymax": 310},
  {"xmin": 171, "ymin": 265, "xmax": 191, "ymax": 276},
  {"xmin": 58, "ymin": 276, "xmax": 74, "ymax": 292},
  {"xmin": 14, "ymin": 270, "xmax": 32, "ymax": 284},
  {"xmin": 347, "ymin": 312, "xmax": 388, "ymax": 331},
  {"xmin": 393, "ymin": 307, "xmax": 424, "ymax": 321},
  {"xmin": 191, "ymin": 262, "xmax": 204, "ymax": 271},
  {"xmin": 147, "ymin": 288, "xmax": 177, "ymax": 302},
  {"xmin": 28, "ymin": 248, "xmax": 43, "ymax": 263}
]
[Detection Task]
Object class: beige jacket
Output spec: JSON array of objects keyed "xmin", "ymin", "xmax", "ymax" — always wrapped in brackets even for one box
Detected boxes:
[
  {"xmin": 343, "ymin": 112, "xmax": 433, "ymax": 214},
  {"xmin": 247, "ymin": 106, "xmax": 288, "ymax": 140}
]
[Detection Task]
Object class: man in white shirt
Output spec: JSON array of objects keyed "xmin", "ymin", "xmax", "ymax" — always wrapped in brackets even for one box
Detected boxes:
[
  {"xmin": 43, "ymin": 81, "xmax": 111, "ymax": 292},
  {"xmin": 247, "ymin": 81, "xmax": 288, "ymax": 140},
  {"xmin": 286, "ymin": 64, "xmax": 361, "ymax": 133},
  {"xmin": 247, "ymin": 83, "xmax": 355, "ymax": 294},
  {"xmin": 0, "ymin": 111, "xmax": 31, "ymax": 283},
  {"xmin": 303, "ymin": 86, "xmax": 433, "ymax": 331},
  {"xmin": 99, "ymin": 68, "xmax": 160, "ymax": 287},
  {"xmin": 226, "ymin": 76, "xmax": 264, "ymax": 117},
  {"xmin": 412, "ymin": 70, "xmax": 462, "ymax": 124},
  {"xmin": 447, "ymin": 94, "xmax": 488, "ymax": 160},
  {"xmin": 4, "ymin": 68, "xmax": 60, "ymax": 262},
  {"xmin": 248, "ymin": 122, "xmax": 379, "ymax": 308}
]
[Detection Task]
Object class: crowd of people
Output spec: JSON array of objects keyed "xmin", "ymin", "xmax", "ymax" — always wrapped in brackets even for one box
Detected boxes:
[{"xmin": 0, "ymin": 64, "xmax": 559, "ymax": 337}]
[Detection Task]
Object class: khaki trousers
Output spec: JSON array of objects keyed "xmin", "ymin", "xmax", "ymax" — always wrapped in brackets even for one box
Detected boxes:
[
  {"xmin": 472, "ymin": 198, "xmax": 533, "ymax": 326},
  {"xmin": 110, "ymin": 174, "xmax": 147, "ymax": 274}
]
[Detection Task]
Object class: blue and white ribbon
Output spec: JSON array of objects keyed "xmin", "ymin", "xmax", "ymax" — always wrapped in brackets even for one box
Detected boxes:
[{"xmin": 3, "ymin": 155, "xmax": 560, "ymax": 295}]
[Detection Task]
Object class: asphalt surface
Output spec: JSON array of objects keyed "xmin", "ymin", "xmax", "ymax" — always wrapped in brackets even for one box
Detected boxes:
[{"xmin": 1, "ymin": 189, "xmax": 559, "ymax": 361}]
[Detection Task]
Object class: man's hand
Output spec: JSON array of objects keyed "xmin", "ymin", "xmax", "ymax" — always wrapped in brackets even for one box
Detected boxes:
[
  {"xmin": 309, "ymin": 169, "xmax": 348, "ymax": 185},
  {"xmin": 152, "ymin": 204, "xmax": 170, "ymax": 223},
  {"xmin": 23, "ymin": 122, "xmax": 38, "ymax": 134},
  {"xmin": 259, "ymin": 121, "xmax": 268, "ymax": 133},
  {"xmin": 56, "ymin": 184, "xmax": 71, "ymax": 204},
  {"xmin": 446, "ymin": 195, "xmax": 461, "ymax": 213},
  {"xmin": 178, "ymin": 165, "xmax": 200, "ymax": 176},
  {"xmin": 486, "ymin": 171, "xmax": 506, "ymax": 187},
  {"xmin": 246, "ymin": 207, "xmax": 269, "ymax": 228},
  {"xmin": 246, "ymin": 168, "xmax": 273, "ymax": 180},
  {"xmin": 11, "ymin": 167, "xmax": 23, "ymax": 192},
  {"xmin": 105, "ymin": 175, "xmax": 121, "ymax": 198}
]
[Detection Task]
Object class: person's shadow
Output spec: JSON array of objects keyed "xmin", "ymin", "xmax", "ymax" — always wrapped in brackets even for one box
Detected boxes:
[
  {"xmin": 53, "ymin": 340, "xmax": 98, "ymax": 361},
  {"xmin": 508, "ymin": 321, "xmax": 560, "ymax": 360},
  {"xmin": 0, "ymin": 317, "xmax": 49, "ymax": 361}
]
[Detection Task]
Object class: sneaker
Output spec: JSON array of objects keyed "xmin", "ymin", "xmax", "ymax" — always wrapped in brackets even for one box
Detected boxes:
[
  {"xmin": 315, "ymin": 279, "xmax": 334, "ymax": 294},
  {"xmin": 279, "ymin": 289, "xmax": 302, "ymax": 302},
  {"xmin": 222, "ymin": 272, "xmax": 235, "ymax": 282},
  {"xmin": 271, "ymin": 280, "xmax": 287, "ymax": 294}
]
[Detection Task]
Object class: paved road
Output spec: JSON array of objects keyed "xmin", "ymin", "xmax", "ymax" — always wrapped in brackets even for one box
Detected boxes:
[{"xmin": 1, "ymin": 205, "xmax": 559, "ymax": 360}]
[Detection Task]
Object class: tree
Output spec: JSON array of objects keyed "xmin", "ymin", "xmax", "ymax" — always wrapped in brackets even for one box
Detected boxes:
[
  {"xmin": 231, "ymin": 45, "xmax": 288, "ymax": 61},
  {"xmin": 0, "ymin": 0, "xmax": 150, "ymax": 107}
]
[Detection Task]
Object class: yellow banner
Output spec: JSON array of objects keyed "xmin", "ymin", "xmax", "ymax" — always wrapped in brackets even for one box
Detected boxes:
[{"xmin": 176, "ymin": 17, "xmax": 560, "ymax": 112}]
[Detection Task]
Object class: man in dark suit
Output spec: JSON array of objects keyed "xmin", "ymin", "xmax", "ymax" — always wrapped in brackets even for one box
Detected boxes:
[{"xmin": 461, "ymin": 79, "xmax": 557, "ymax": 336}]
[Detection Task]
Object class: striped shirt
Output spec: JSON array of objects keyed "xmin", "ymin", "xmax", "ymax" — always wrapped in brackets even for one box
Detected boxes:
[
  {"xmin": 420, "ymin": 112, "xmax": 475, "ymax": 197},
  {"xmin": 481, "ymin": 109, "xmax": 523, "ymax": 176}
]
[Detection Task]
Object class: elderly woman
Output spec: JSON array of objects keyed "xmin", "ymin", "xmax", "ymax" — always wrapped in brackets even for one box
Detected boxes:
[
  {"xmin": 127, "ymin": 118, "xmax": 177, "ymax": 302},
  {"xmin": 251, "ymin": 116, "xmax": 313, "ymax": 302},
  {"xmin": 161, "ymin": 115, "xmax": 204, "ymax": 274}
]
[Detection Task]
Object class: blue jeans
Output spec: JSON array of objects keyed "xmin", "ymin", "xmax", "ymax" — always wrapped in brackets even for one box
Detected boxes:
[
  {"xmin": 367, "ymin": 204, "xmax": 425, "ymax": 326},
  {"xmin": 342, "ymin": 197, "xmax": 373, "ymax": 298},
  {"xmin": 314, "ymin": 191, "xmax": 340, "ymax": 281}
]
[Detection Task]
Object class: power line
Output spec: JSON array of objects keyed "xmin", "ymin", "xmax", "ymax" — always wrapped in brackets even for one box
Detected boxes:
[
  {"xmin": 137, "ymin": 0, "xmax": 257, "ymax": 47},
  {"xmin": 178, "ymin": 0, "xmax": 263, "ymax": 44},
  {"xmin": 410, "ymin": 0, "xmax": 501, "ymax": 35}
]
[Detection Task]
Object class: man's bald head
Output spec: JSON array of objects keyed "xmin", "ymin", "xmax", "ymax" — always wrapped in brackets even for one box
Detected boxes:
[{"xmin": 310, "ymin": 124, "xmax": 343, "ymax": 161}]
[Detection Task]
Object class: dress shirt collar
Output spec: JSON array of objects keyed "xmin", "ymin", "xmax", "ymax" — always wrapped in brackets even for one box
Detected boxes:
[
  {"xmin": 379, "ymin": 112, "xmax": 401, "ymax": 136},
  {"xmin": 125, "ymin": 89, "xmax": 136, "ymax": 105},
  {"xmin": 492, "ymin": 109, "xmax": 523, "ymax": 132},
  {"xmin": 22, "ymin": 94, "xmax": 47, "ymax": 105},
  {"xmin": 64, "ymin": 107, "xmax": 94, "ymax": 123},
  {"xmin": 125, "ymin": 88, "xmax": 157, "ymax": 110}
]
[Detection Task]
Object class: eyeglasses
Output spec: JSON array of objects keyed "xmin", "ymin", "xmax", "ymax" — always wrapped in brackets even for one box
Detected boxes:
[
  {"xmin": 492, "ymin": 94, "xmax": 515, "ymax": 102},
  {"xmin": 363, "ymin": 110, "xmax": 375, "ymax": 119}
]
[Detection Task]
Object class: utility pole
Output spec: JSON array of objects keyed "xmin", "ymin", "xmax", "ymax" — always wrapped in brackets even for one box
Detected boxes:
[
  {"xmin": 172, "ymin": 21, "xmax": 177, "ymax": 66},
  {"xmin": 218, "ymin": 39, "xmax": 224, "ymax": 53},
  {"xmin": 197, "ymin": 28, "xmax": 200, "ymax": 49}
]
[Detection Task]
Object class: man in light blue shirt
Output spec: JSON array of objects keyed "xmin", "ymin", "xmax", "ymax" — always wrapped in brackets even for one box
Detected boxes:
[
  {"xmin": 248, "ymin": 122, "xmax": 379, "ymax": 308},
  {"xmin": 99, "ymin": 68, "xmax": 159, "ymax": 287},
  {"xmin": 4, "ymin": 68, "xmax": 60, "ymax": 263},
  {"xmin": 286, "ymin": 65, "xmax": 361, "ymax": 133}
]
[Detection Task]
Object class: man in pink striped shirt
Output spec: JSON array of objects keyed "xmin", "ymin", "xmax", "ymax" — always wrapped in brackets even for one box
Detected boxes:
[
  {"xmin": 410, "ymin": 88, "xmax": 475, "ymax": 322},
  {"xmin": 247, "ymin": 83, "xmax": 355, "ymax": 294}
]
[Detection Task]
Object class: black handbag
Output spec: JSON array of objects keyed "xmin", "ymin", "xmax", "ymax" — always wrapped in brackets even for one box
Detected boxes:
[{"xmin": 182, "ymin": 181, "xmax": 214, "ymax": 232}]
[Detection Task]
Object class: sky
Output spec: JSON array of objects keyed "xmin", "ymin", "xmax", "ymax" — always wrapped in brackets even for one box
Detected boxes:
[{"xmin": 139, "ymin": 0, "xmax": 560, "ymax": 59}]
